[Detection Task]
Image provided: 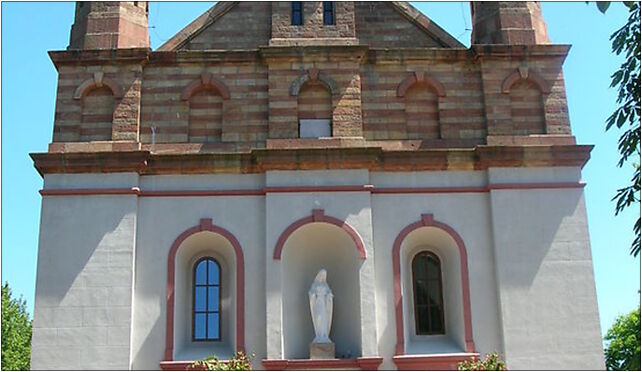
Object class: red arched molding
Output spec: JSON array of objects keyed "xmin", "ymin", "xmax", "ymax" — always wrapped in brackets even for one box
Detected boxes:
[
  {"xmin": 397, "ymin": 71, "xmax": 446, "ymax": 98},
  {"xmin": 501, "ymin": 67, "xmax": 551, "ymax": 94},
  {"xmin": 273, "ymin": 209, "xmax": 367, "ymax": 260},
  {"xmin": 181, "ymin": 72, "xmax": 231, "ymax": 100},
  {"xmin": 164, "ymin": 218, "xmax": 245, "ymax": 362},
  {"xmin": 392, "ymin": 213, "xmax": 475, "ymax": 355},
  {"xmin": 73, "ymin": 71, "xmax": 123, "ymax": 99}
]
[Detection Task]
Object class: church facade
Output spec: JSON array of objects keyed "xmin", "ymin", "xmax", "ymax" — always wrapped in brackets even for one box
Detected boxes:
[{"xmin": 30, "ymin": 2, "xmax": 604, "ymax": 370}]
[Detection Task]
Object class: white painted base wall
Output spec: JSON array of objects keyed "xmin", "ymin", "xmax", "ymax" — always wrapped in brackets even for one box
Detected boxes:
[{"xmin": 31, "ymin": 168, "xmax": 604, "ymax": 370}]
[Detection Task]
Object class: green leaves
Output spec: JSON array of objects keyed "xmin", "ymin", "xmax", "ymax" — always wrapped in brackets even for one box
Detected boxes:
[
  {"xmin": 190, "ymin": 351, "xmax": 253, "ymax": 371},
  {"xmin": 1, "ymin": 282, "xmax": 32, "ymax": 371},
  {"xmin": 458, "ymin": 352, "xmax": 507, "ymax": 371},
  {"xmin": 597, "ymin": 2, "xmax": 612, "ymax": 13},
  {"xmin": 603, "ymin": 1, "xmax": 641, "ymax": 257},
  {"xmin": 604, "ymin": 306, "xmax": 641, "ymax": 370}
]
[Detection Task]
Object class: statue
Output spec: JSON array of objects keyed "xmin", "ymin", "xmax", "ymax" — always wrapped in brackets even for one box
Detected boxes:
[{"xmin": 308, "ymin": 269, "xmax": 334, "ymax": 344}]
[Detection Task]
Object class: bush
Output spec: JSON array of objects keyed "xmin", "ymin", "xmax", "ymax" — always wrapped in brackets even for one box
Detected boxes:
[
  {"xmin": 458, "ymin": 352, "xmax": 507, "ymax": 371},
  {"xmin": 191, "ymin": 351, "xmax": 252, "ymax": 371}
]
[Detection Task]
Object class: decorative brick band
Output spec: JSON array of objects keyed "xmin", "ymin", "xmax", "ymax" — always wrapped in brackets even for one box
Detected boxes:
[
  {"xmin": 397, "ymin": 71, "xmax": 446, "ymax": 97},
  {"xmin": 164, "ymin": 218, "xmax": 245, "ymax": 362},
  {"xmin": 181, "ymin": 72, "xmax": 230, "ymax": 100},
  {"xmin": 501, "ymin": 67, "xmax": 551, "ymax": 94},
  {"xmin": 73, "ymin": 71, "xmax": 123, "ymax": 99},
  {"xmin": 273, "ymin": 209, "xmax": 367, "ymax": 260},
  {"xmin": 392, "ymin": 214, "xmax": 475, "ymax": 355}
]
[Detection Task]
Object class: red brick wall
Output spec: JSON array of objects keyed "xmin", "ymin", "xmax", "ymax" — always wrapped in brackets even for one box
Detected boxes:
[
  {"xmin": 509, "ymin": 80, "xmax": 545, "ymax": 135},
  {"xmin": 298, "ymin": 82, "xmax": 332, "ymax": 120},
  {"xmin": 188, "ymin": 89, "xmax": 223, "ymax": 143},
  {"xmin": 405, "ymin": 84, "xmax": 439, "ymax": 140},
  {"xmin": 354, "ymin": 2, "xmax": 441, "ymax": 48},
  {"xmin": 80, "ymin": 86, "xmax": 114, "ymax": 141}
]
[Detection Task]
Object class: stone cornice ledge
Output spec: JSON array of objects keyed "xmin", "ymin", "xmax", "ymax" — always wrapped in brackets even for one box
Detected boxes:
[
  {"xmin": 30, "ymin": 145, "xmax": 593, "ymax": 176},
  {"xmin": 48, "ymin": 48, "xmax": 151, "ymax": 69},
  {"xmin": 392, "ymin": 352, "xmax": 480, "ymax": 370},
  {"xmin": 471, "ymin": 44, "xmax": 571, "ymax": 62}
]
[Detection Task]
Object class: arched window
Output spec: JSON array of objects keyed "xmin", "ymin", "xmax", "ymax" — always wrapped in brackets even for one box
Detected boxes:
[
  {"xmin": 188, "ymin": 88, "xmax": 223, "ymax": 143},
  {"xmin": 193, "ymin": 257, "xmax": 221, "ymax": 341},
  {"xmin": 412, "ymin": 251, "xmax": 445, "ymax": 335},
  {"xmin": 298, "ymin": 80, "xmax": 332, "ymax": 138},
  {"xmin": 509, "ymin": 80, "xmax": 546, "ymax": 135},
  {"xmin": 405, "ymin": 84, "xmax": 439, "ymax": 140}
]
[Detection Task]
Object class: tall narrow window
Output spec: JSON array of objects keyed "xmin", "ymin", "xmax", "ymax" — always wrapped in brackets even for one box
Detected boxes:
[
  {"xmin": 193, "ymin": 258, "xmax": 221, "ymax": 341},
  {"xmin": 323, "ymin": 2, "xmax": 335, "ymax": 25},
  {"xmin": 412, "ymin": 252, "xmax": 445, "ymax": 335},
  {"xmin": 291, "ymin": 1, "xmax": 303, "ymax": 25}
]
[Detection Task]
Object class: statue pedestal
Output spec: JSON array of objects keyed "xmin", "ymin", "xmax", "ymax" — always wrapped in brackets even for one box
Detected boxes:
[{"xmin": 309, "ymin": 342, "xmax": 335, "ymax": 359}]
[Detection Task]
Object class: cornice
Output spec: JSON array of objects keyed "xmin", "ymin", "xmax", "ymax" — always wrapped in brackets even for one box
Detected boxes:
[{"xmin": 31, "ymin": 144, "xmax": 593, "ymax": 176}]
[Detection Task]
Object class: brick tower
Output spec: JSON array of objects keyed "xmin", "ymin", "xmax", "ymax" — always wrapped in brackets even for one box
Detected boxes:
[
  {"xmin": 471, "ymin": 2, "xmax": 550, "ymax": 45},
  {"xmin": 68, "ymin": 1, "xmax": 149, "ymax": 49}
]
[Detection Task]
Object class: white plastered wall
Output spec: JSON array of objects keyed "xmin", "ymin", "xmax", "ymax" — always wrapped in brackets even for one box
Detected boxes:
[
  {"xmin": 487, "ymin": 167, "xmax": 604, "ymax": 369},
  {"xmin": 31, "ymin": 173, "xmax": 139, "ymax": 370}
]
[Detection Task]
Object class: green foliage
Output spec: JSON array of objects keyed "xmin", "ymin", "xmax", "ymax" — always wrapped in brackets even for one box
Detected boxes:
[
  {"xmin": 604, "ymin": 306, "xmax": 641, "ymax": 370},
  {"xmin": 457, "ymin": 352, "xmax": 507, "ymax": 371},
  {"xmin": 1, "ymin": 282, "xmax": 32, "ymax": 371},
  {"xmin": 596, "ymin": 1, "xmax": 641, "ymax": 257},
  {"xmin": 190, "ymin": 351, "xmax": 252, "ymax": 371}
]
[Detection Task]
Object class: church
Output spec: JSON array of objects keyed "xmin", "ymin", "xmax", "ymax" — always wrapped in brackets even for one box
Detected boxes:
[{"xmin": 30, "ymin": 1, "xmax": 605, "ymax": 370}]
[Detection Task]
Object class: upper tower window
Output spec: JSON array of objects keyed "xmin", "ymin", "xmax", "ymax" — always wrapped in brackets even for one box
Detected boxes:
[
  {"xmin": 323, "ymin": 2, "xmax": 335, "ymax": 25},
  {"xmin": 291, "ymin": 2, "xmax": 303, "ymax": 25}
]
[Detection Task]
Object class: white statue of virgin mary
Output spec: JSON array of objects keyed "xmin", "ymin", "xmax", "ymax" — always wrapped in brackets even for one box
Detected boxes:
[{"xmin": 308, "ymin": 269, "xmax": 334, "ymax": 344}]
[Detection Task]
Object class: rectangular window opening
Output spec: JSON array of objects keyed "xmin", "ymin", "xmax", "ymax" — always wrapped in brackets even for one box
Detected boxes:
[
  {"xmin": 323, "ymin": 2, "xmax": 335, "ymax": 25},
  {"xmin": 292, "ymin": 1, "xmax": 303, "ymax": 25}
]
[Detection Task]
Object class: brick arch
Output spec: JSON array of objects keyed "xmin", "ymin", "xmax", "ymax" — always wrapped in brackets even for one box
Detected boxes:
[
  {"xmin": 501, "ymin": 67, "xmax": 551, "ymax": 94},
  {"xmin": 290, "ymin": 69, "xmax": 338, "ymax": 96},
  {"xmin": 181, "ymin": 73, "xmax": 231, "ymax": 100},
  {"xmin": 392, "ymin": 213, "xmax": 475, "ymax": 355},
  {"xmin": 164, "ymin": 218, "xmax": 245, "ymax": 362},
  {"xmin": 273, "ymin": 209, "xmax": 367, "ymax": 260},
  {"xmin": 73, "ymin": 72, "xmax": 123, "ymax": 100},
  {"xmin": 397, "ymin": 71, "xmax": 446, "ymax": 98}
]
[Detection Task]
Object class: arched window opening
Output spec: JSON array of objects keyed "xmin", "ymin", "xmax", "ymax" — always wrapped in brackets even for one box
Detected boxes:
[
  {"xmin": 412, "ymin": 251, "xmax": 445, "ymax": 335},
  {"xmin": 193, "ymin": 257, "xmax": 221, "ymax": 341},
  {"xmin": 80, "ymin": 86, "xmax": 114, "ymax": 141},
  {"xmin": 188, "ymin": 88, "xmax": 223, "ymax": 143},
  {"xmin": 298, "ymin": 81, "xmax": 332, "ymax": 138},
  {"xmin": 405, "ymin": 84, "xmax": 439, "ymax": 140},
  {"xmin": 509, "ymin": 80, "xmax": 546, "ymax": 135}
]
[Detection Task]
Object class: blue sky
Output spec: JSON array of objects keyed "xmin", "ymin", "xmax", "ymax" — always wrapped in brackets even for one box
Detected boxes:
[{"xmin": 1, "ymin": 2, "xmax": 639, "ymax": 343}]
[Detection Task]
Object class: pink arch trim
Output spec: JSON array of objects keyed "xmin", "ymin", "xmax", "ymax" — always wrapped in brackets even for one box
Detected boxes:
[
  {"xmin": 397, "ymin": 71, "xmax": 446, "ymax": 98},
  {"xmin": 273, "ymin": 209, "xmax": 367, "ymax": 260},
  {"xmin": 164, "ymin": 218, "xmax": 245, "ymax": 361},
  {"xmin": 73, "ymin": 75, "xmax": 123, "ymax": 100},
  {"xmin": 501, "ymin": 68, "xmax": 551, "ymax": 94},
  {"xmin": 181, "ymin": 73, "xmax": 231, "ymax": 100},
  {"xmin": 392, "ymin": 213, "xmax": 475, "ymax": 355}
]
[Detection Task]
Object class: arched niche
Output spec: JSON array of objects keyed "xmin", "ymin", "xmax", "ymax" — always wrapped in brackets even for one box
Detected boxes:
[
  {"xmin": 280, "ymin": 222, "xmax": 363, "ymax": 360},
  {"xmin": 393, "ymin": 214, "xmax": 475, "ymax": 356},
  {"xmin": 165, "ymin": 219, "xmax": 245, "ymax": 362}
]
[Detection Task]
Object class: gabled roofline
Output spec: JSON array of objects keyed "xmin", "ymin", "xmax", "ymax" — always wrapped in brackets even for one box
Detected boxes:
[
  {"xmin": 157, "ymin": 1, "xmax": 239, "ymax": 51},
  {"xmin": 158, "ymin": 1, "xmax": 465, "ymax": 52},
  {"xmin": 390, "ymin": 2, "xmax": 465, "ymax": 48}
]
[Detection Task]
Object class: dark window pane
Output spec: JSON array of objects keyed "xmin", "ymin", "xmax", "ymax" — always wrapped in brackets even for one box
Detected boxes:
[
  {"xmin": 208, "ymin": 286, "xmax": 219, "ymax": 311},
  {"xmin": 413, "ymin": 255, "xmax": 428, "ymax": 281},
  {"xmin": 195, "ymin": 260, "xmax": 207, "ymax": 284},
  {"xmin": 415, "ymin": 279, "xmax": 428, "ymax": 306},
  {"xmin": 428, "ymin": 280, "xmax": 441, "ymax": 306},
  {"xmin": 208, "ymin": 261, "xmax": 219, "ymax": 285},
  {"xmin": 195, "ymin": 287, "xmax": 206, "ymax": 312},
  {"xmin": 323, "ymin": 2, "xmax": 334, "ymax": 25},
  {"xmin": 292, "ymin": 1, "xmax": 302, "ymax": 25},
  {"xmin": 427, "ymin": 256, "xmax": 440, "ymax": 279},
  {"xmin": 417, "ymin": 306, "xmax": 429, "ymax": 334},
  {"xmin": 430, "ymin": 306, "xmax": 444, "ymax": 333},
  {"xmin": 208, "ymin": 313, "xmax": 220, "ymax": 339},
  {"xmin": 194, "ymin": 314, "xmax": 206, "ymax": 339}
]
